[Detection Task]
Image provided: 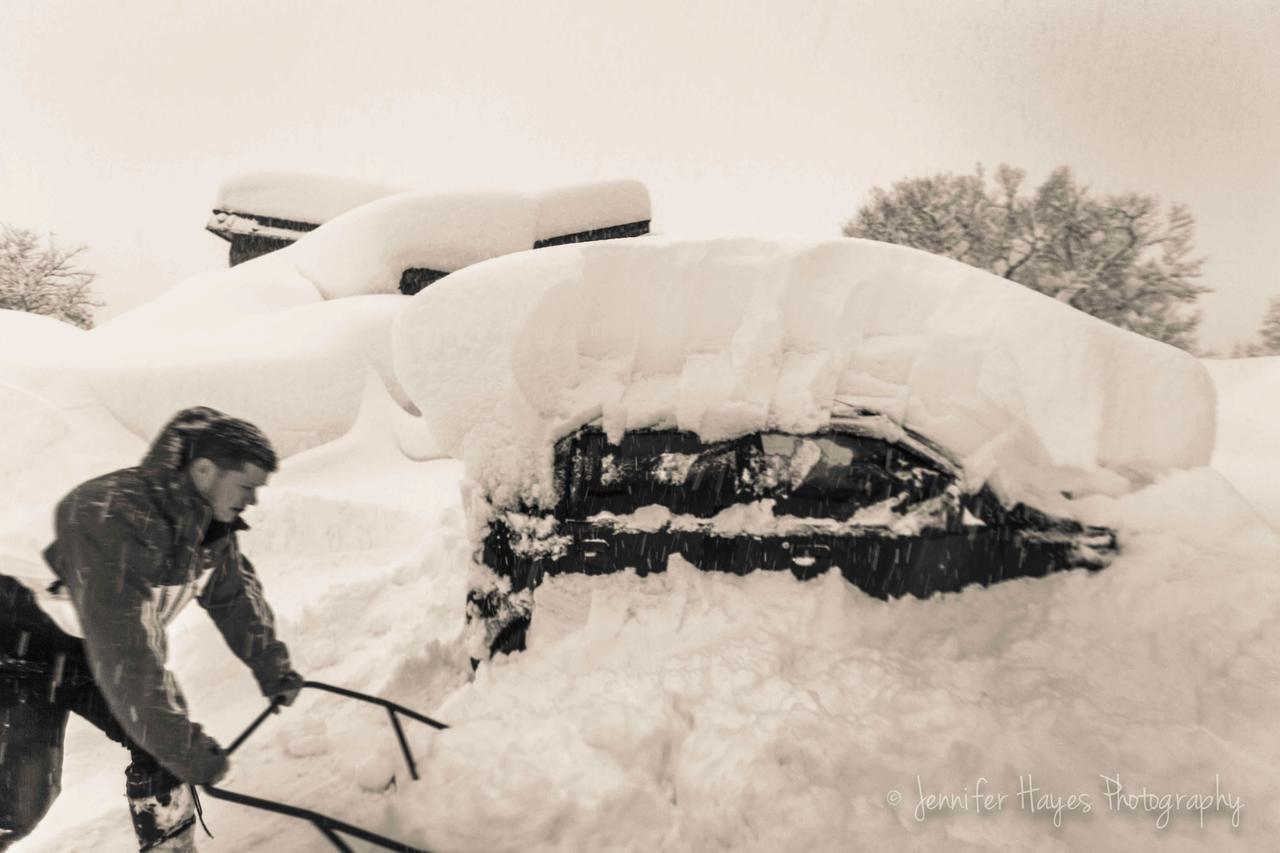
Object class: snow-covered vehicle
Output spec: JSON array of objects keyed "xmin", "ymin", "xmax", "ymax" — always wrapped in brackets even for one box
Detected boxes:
[
  {"xmin": 206, "ymin": 172, "xmax": 652, "ymax": 292},
  {"xmin": 391, "ymin": 235, "xmax": 1216, "ymax": 662},
  {"xmin": 471, "ymin": 411, "xmax": 1117, "ymax": 655}
]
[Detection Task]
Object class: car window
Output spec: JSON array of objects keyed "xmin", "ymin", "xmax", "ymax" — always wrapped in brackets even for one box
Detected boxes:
[{"xmin": 556, "ymin": 428, "xmax": 953, "ymax": 519}]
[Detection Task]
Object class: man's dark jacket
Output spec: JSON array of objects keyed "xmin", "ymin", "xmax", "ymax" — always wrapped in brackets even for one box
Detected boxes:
[{"xmin": 40, "ymin": 408, "xmax": 293, "ymax": 782}]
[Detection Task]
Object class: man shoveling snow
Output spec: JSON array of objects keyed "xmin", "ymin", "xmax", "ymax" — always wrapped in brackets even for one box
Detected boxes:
[{"xmin": 0, "ymin": 407, "xmax": 303, "ymax": 851}]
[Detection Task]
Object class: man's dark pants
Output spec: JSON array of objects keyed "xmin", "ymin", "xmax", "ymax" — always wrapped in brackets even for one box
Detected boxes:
[{"xmin": 0, "ymin": 575, "xmax": 190, "ymax": 850}]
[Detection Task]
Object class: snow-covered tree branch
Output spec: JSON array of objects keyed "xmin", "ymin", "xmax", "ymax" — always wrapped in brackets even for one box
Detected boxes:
[
  {"xmin": 0, "ymin": 225, "xmax": 102, "ymax": 329},
  {"xmin": 843, "ymin": 165, "xmax": 1210, "ymax": 351}
]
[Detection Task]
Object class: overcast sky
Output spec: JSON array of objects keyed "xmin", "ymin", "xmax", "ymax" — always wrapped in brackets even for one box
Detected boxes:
[{"xmin": 2, "ymin": 0, "xmax": 1276, "ymax": 351}]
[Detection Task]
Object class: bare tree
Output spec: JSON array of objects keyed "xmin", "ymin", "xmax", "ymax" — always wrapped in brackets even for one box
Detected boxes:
[
  {"xmin": 0, "ymin": 225, "xmax": 103, "ymax": 329},
  {"xmin": 845, "ymin": 165, "xmax": 1210, "ymax": 351}
]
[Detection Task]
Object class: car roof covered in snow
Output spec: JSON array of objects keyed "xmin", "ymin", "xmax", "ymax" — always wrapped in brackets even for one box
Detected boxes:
[{"xmin": 393, "ymin": 236, "xmax": 1216, "ymax": 513}]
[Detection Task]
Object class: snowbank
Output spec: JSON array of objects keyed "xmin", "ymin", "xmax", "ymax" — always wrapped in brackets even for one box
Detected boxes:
[
  {"xmin": 213, "ymin": 171, "xmax": 407, "ymax": 224},
  {"xmin": 395, "ymin": 237, "xmax": 1215, "ymax": 510},
  {"xmin": 0, "ymin": 308, "xmax": 85, "ymax": 356},
  {"xmin": 534, "ymin": 179, "xmax": 651, "ymax": 242},
  {"xmin": 0, "ymin": 312, "xmax": 145, "ymax": 550},
  {"xmin": 287, "ymin": 179, "xmax": 650, "ymax": 299},
  {"xmin": 69, "ymin": 178, "xmax": 651, "ymax": 458},
  {"xmin": 1205, "ymin": 356, "xmax": 1280, "ymax": 530},
  {"xmin": 18, "ymin": 415, "xmax": 1280, "ymax": 853},
  {"xmin": 90, "ymin": 254, "xmax": 325, "ymax": 341},
  {"xmin": 0, "ymin": 309, "xmax": 96, "ymax": 405},
  {"xmin": 402, "ymin": 472, "xmax": 1280, "ymax": 852},
  {"xmin": 87, "ymin": 295, "xmax": 412, "ymax": 458},
  {"xmin": 208, "ymin": 175, "xmax": 652, "ymax": 300},
  {"xmin": 393, "ymin": 247, "xmax": 570, "ymax": 507},
  {"xmin": 0, "ymin": 383, "xmax": 69, "ymax": 478},
  {"xmin": 77, "ymin": 249, "xmax": 434, "ymax": 458},
  {"xmin": 289, "ymin": 191, "xmax": 539, "ymax": 298},
  {"xmin": 0, "ymin": 383, "xmax": 144, "ymax": 558},
  {"xmin": 7, "ymin": 237, "xmax": 1277, "ymax": 852}
]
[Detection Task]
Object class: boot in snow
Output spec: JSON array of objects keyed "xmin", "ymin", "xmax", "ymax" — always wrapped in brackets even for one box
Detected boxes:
[{"xmin": 126, "ymin": 761, "xmax": 196, "ymax": 852}]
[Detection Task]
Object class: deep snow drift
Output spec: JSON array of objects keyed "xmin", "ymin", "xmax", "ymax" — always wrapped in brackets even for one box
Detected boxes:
[
  {"xmin": 3, "ymin": 226, "xmax": 1277, "ymax": 852},
  {"xmin": 395, "ymin": 237, "xmax": 1214, "ymax": 516},
  {"xmin": 1203, "ymin": 356, "xmax": 1280, "ymax": 532},
  {"xmin": 39, "ymin": 181, "xmax": 652, "ymax": 459}
]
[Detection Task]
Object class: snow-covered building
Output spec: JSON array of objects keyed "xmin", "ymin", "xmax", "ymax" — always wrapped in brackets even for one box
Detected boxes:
[{"xmin": 207, "ymin": 173, "xmax": 652, "ymax": 294}]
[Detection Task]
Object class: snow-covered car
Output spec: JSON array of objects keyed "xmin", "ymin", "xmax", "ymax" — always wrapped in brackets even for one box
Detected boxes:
[
  {"xmin": 391, "ymin": 236, "xmax": 1216, "ymax": 663},
  {"xmin": 206, "ymin": 172, "xmax": 652, "ymax": 292},
  {"xmin": 470, "ymin": 410, "xmax": 1117, "ymax": 656}
]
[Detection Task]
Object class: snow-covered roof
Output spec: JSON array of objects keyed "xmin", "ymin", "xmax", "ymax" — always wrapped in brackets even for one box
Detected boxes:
[
  {"xmin": 213, "ymin": 171, "xmax": 408, "ymax": 225},
  {"xmin": 269, "ymin": 181, "xmax": 650, "ymax": 297},
  {"xmin": 209, "ymin": 173, "xmax": 653, "ymax": 259},
  {"xmin": 206, "ymin": 211, "xmax": 317, "ymax": 244},
  {"xmin": 533, "ymin": 181, "xmax": 652, "ymax": 244},
  {"xmin": 394, "ymin": 236, "xmax": 1216, "ymax": 511}
]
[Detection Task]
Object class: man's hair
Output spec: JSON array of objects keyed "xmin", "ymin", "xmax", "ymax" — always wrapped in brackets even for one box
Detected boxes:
[{"xmin": 188, "ymin": 417, "xmax": 278, "ymax": 473}]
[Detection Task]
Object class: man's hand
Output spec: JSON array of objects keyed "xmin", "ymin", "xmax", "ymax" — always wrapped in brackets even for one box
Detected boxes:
[
  {"xmin": 187, "ymin": 735, "xmax": 229, "ymax": 786},
  {"xmin": 271, "ymin": 669, "xmax": 305, "ymax": 707}
]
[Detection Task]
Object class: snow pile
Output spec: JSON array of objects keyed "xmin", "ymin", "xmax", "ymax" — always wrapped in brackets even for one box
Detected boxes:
[
  {"xmin": 8, "ymin": 180, "xmax": 650, "ymax": 462},
  {"xmin": 1205, "ymin": 356, "xmax": 1280, "ymax": 530},
  {"xmin": 0, "ymin": 390, "xmax": 144, "ymax": 573},
  {"xmin": 288, "ymin": 179, "xmax": 650, "ymax": 299},
  {"xmin": 88, "ymin": 292, "xmax": 410, "ymax": 457},
  {"xmin": 386, "ymin": 476, "xmax": 1280, "ymax": 852},
  {"xmin": 11, "ymin": 212, "xmax": 1279, "ymax": 853},
  {"xmin": 277, "ymin": 370, "xmax": 445, "ymax": 494},
  {"xmin": 0, "ymin": 383, "xmax": 68, "ymax": 477},
  {"xmin": 0, "ymin": 309, "xmax": 95, "ymax": 405},
  {"xmin": 92, "ymin": 255, "xmax": 326, "ymax": 339},
  {"xmin": 0, "ymin": 311, "xmax": 147, "ymax": 552},
  {"xmin": 535, "ymin": 179, "xmax": 651, "ymax": 241},
  {"xmin": 289, "ymin": 191, "xmax": 539, "ymax": 298},
  {"xmin": 22, "ymin": 445, "xmax": 1280, "ymax": 852},
  {"xmin": 60, "ymin": 211, "xmax": 426, "ymax": 456},
  {"xmin": 213, "ymin": 171, "xmax": 407, "ymax": 224},
  {"xmin": 5, "ymin": 228, "xmax": 1279, "ymax": 850},
  {"xmin": 395, "ymin": 237, "xmax": 1215, "ymax": 510},
  {"xmin": 0, "ymin": 308, "xmax": 85, "ymax": 361}
]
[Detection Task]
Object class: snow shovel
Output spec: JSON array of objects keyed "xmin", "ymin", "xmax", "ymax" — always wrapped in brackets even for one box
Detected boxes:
[{"xmin": 200, "ymin": 680, "xmax": 449, "ymax": 852}]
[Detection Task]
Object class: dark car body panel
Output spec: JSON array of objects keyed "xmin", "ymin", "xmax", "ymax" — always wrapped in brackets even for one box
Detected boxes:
[{"xmin": 470, "ymin": 419, "xmax": 1116, "ymax": 658}]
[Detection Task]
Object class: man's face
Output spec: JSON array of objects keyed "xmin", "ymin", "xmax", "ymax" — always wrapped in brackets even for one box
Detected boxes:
[{"xmin": 199, "ymin": 462, "xmax": 270, "ymax": 523}]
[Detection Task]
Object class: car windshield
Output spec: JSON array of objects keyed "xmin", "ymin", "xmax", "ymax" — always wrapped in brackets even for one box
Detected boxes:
[{"xmin": 555, "ymin": 428, "xmax": 953, "ymax": 519}]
